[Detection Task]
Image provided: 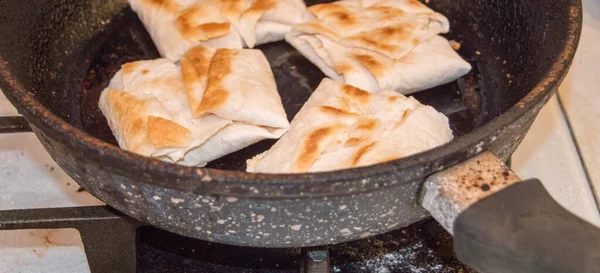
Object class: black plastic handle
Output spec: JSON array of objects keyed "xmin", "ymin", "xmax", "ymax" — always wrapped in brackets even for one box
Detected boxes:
[{"xmin": 454, "ymin": 179, "xmax": 600, "ymax": 273}]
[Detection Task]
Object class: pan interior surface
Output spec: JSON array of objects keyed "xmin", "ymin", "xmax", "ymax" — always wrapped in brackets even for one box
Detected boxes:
[
  {"xmin": 0, "ymin": 0, "xmax": 574, "ymax": 172},
  {"xmin": 78, "ymin": 4, "xmax": 481, "ymax": 171}
]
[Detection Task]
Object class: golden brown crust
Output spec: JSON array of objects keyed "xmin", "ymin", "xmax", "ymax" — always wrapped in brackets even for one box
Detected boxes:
[
  {"xmin": 243, "ymin": 0, "xmax": 278, "ymax": 16},
  {"xmin": 351, "ymin": 141, "xmax": 377, "ymax": 166},
  {"xmin": 307, "ymin": 3, "xmax": 361, "ymax": 34},
  {"xmin": 354, "ymin": 118, "xmax": 379, "ymax": 131},
  {"xmin": 387, "ymin": 96, "xmax": 399, "ymax": 102},
  {"xmin": 197, "ymin": 87, "xmax": 230, "ymax": 115},
  {"xmin": 407, "ymin": 0, "xmax": 426, "ymax": 8},
  {"xmin": 319, "ymin": 106, "xmax": 359, "ymax": 117},
  {"xmin": 175, "ymin": 5, "xmax": 231, "ymax": 41},
  {"xmin": 342, "ymin": 84, "xmax": 372, "ymax": 104},
  {"xmin": 344, "ymin": 137, "xmax": 365, "ymax": 147},
  {"xmin": 197, "ymin": 22, "xmax": 231, "ymax": 38},
  {"xmin": 308, "ymin": 3, "xmax": 348, "ymax": 18},
  {"xmin": 147, "ymin": 116, "xmax": 192, "ymax": 149},
  {"xmin": 106, "ymin": 89, "xmax": 193, "ymax": 154},
  {"xmin": 143, "ymin": 0, "xmax": 181, "ymax": 13},
  {"xmin": 212, "ymin": 0, "xmax": 248, "ymax": 18},
  {"xmin": 351, "ymin": 53, "xmax": 386, "ymax": 77},
  {"xmin": 180, "ymin": 58, "xmax": 201, "ymax": 103},
  {"xmin": 329, "ymin": 11, "xmax": 358, "ymax": 28},
  {"xmin": 196, "ymin": 48, "xmax": 236, "ymax": 115},
  {"xmin": 106, "ymin": 89, "xmax": 150, "ymax": 154},
  {"xmin": 334, "ymin": 62, "xmax": 354, "ymax": 74},
  {"xmin": 295, "ymin": 126, "xmax": 343, "ymax": 172},
  {"xmin": 182, "ymin": 46, "xmax": 213, "ymax": 81},
  {"xmin": 122, "ymin": 62, "xmax": 140, "ymax": 75},
  {"xmin": 181, "ymin": 46, "xmax": 215, "ymax": 117},
  {"xmin": 402, "ymin": 109, "xmax": 411, "ymax": 119},
  {"xmin": 393, "ymin": 109, "xmax": 413, "ymax": 128},
  {"xmin": 345, "ymin": 23, "xmax": 416, "ymax": 57},
  {"xmin": 364, "ymin": 6, "xmax": 406, "ymax": 21}
]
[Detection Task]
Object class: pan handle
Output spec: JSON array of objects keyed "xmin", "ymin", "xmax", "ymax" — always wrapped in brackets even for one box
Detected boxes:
[{"xmin": 420, "ymin": 152, "xmax": 600, "ymax": 273}]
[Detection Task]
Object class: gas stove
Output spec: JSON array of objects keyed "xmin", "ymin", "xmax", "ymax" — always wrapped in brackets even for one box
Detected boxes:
[
  {"xmin": 0, "ymin": 206, "xmax": 474, "ymax": 273},
  {"xmin": 0, "ymin": 93, "xmax": 475, "ymax": 273}
]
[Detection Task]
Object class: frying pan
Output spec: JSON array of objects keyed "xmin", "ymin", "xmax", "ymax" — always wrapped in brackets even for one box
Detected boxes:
[{"xmin": 1, "ymin": 0, "xmax": 599, "ymax": 271}]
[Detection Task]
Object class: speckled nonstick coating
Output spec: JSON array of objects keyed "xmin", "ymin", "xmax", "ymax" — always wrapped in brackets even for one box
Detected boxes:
[{"xmin": 0, "ymin": 0, "xmax": 582, "ymax": 247}]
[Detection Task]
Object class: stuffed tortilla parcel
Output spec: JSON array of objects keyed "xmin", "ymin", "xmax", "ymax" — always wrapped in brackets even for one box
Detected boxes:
[
  {"xmin": 247, "ymin": 78, "xmax": 453, "ymax": 173},
  {"xmin": 286, "ymin": 0, "xmax": 472, "ymax": 95},
  {"xmin": 99, "ymin": 46, "xmax": 289, "ymax": 166},
  {"xmin": 129, "ymin": 0, "xmax": 309, "ymax": 61}
]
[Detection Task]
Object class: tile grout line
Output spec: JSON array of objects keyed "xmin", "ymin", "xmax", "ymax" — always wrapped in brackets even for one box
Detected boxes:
[{"xmin": 556, "ymin": 92, "xmax": 600, "ymax": 213}]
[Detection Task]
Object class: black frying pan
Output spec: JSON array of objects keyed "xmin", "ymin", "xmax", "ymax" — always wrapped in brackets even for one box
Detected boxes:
[{"xmin": 1, "ymin": 0, "xmax": 598, "ymax": 272}]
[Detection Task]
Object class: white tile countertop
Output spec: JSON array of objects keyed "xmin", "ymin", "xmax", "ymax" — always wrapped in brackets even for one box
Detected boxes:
[{"xmin": 1, "ymin": 0, "xmax": 600, "ymax": 271}]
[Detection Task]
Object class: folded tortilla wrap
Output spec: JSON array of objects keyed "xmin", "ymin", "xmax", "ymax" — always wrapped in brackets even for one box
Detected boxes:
[
  {"xmin": 128, "ymin": 0, "xmax": 308, "ymax": 61},
  {"xmin": 99, "ymin": 46, "xmax": 289, "ymax": 166},
  {"xmin": 285, "ymin": 0, "xmax": 471, "ymax": 94},
  {"xmin": 246, "ymin": 78, "xmax": 453, "ymax": 173}
]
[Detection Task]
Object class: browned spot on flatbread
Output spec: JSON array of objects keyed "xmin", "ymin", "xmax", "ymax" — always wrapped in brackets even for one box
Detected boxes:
[
  {"xmin": 388, "ymin": 96, "xmax": 399, "ymax": 102},
  {"xmin": 197, "ymin": 22, "xmax": 231, "ymax": 37},
  {"xmin": 344, "ymin": 137, "xmax": 364, "ymax": 147},
  {"xmin": 107, "ymin": 90, "xmax": 144, "ymax": 134},
  {"xmin": 182, "ymin": 46, "xmax": 213, "ymax": 81},
  {"xmin": 295, "ymin": 126, "xmax": 342, "ymax": 172},
  {"xmin": 144, "ymin": 0, "xmax": 181, "ymax": 13},
  {"xmin": 213, "ymin": 0, "xmax": 247, "ymax": 17},
  {"xmin": 180, "ymin": 58, "xmax": 200, "ymax": 107},
  {"xmin": 308, "ymin": 2, "xmax": 347, "ymax": 17},
  {"xmin": 244, "ymin": 0, "xmax": 277, "ymax": 15},
  {"xmin": 148, "ymin": 116, "xmax": 192, "ymax": 149},
  {"xmin": 335, "ymin": 63, "xmax": 354, "ymax": 74},
  {"xmin": 175, "ymin": 6, "xmax": 231, "ymax": 41},
  {"xmin": 320, "ymin": 106, "xmax": 359, "ymax": 117},
  {"xmin": 355, "ymin": 119, "xmax": 379, "ymax": 131},
  {"xmin": 351, "ymin": 53, "xmax": 386, "ymax": 77},
  {"xmin": 347, "ymin": 24, "xmax": 416, "ymax": 57},
  {"xmin": 365, "ymin": 6, "xmax": 405, "ymax": 21},
  {"xmin": 352, "ymin": 54, "xmax": 380, "ymax": 68},
  {"xmin": 358, "ymin": 36, "xmax": 377, "ymax": 47},
  {"xmin": 106, "ymin": 89, "xmax": 150, "ymax": 153},
  {"xmin": 142, "ymin": 69, "xmax": 150, "ymax": 75},
  {"xmin": 352, "ymin": 142, "xmax": 377, "ymax": 166},
  {"xmin": 122, "ymin": 62, "xmax": 140, "ymax": 75},
  {"xmin": 330, "ymin": 11, "xmax": 358, "ymax": 26},
  {"xmin": 196, "ymin": 48, "xmax": 236, "ymax": 115},
  {"xmin": 180, "ymin": 46, "xmax": 217, "ymax": 118},
  {"xmin": 181, "ymin": 47, "xmax": 214, "ymax": 115},
  {"xmin": 393, "ymin": 109, "xmax": 413, "ymax": 128},
  {"xmin": 342, "ymin": 84, "xmax": 371, "ymax": 103},
  {"xmin": 408, "ymin": 0, "xmax": 426, "ymax": 8}
]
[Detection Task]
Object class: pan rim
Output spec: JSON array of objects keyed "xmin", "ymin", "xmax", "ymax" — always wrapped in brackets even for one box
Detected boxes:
[{"xmin": 0, "ymin": 1, "xmax": 582, "ymax": 198}]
